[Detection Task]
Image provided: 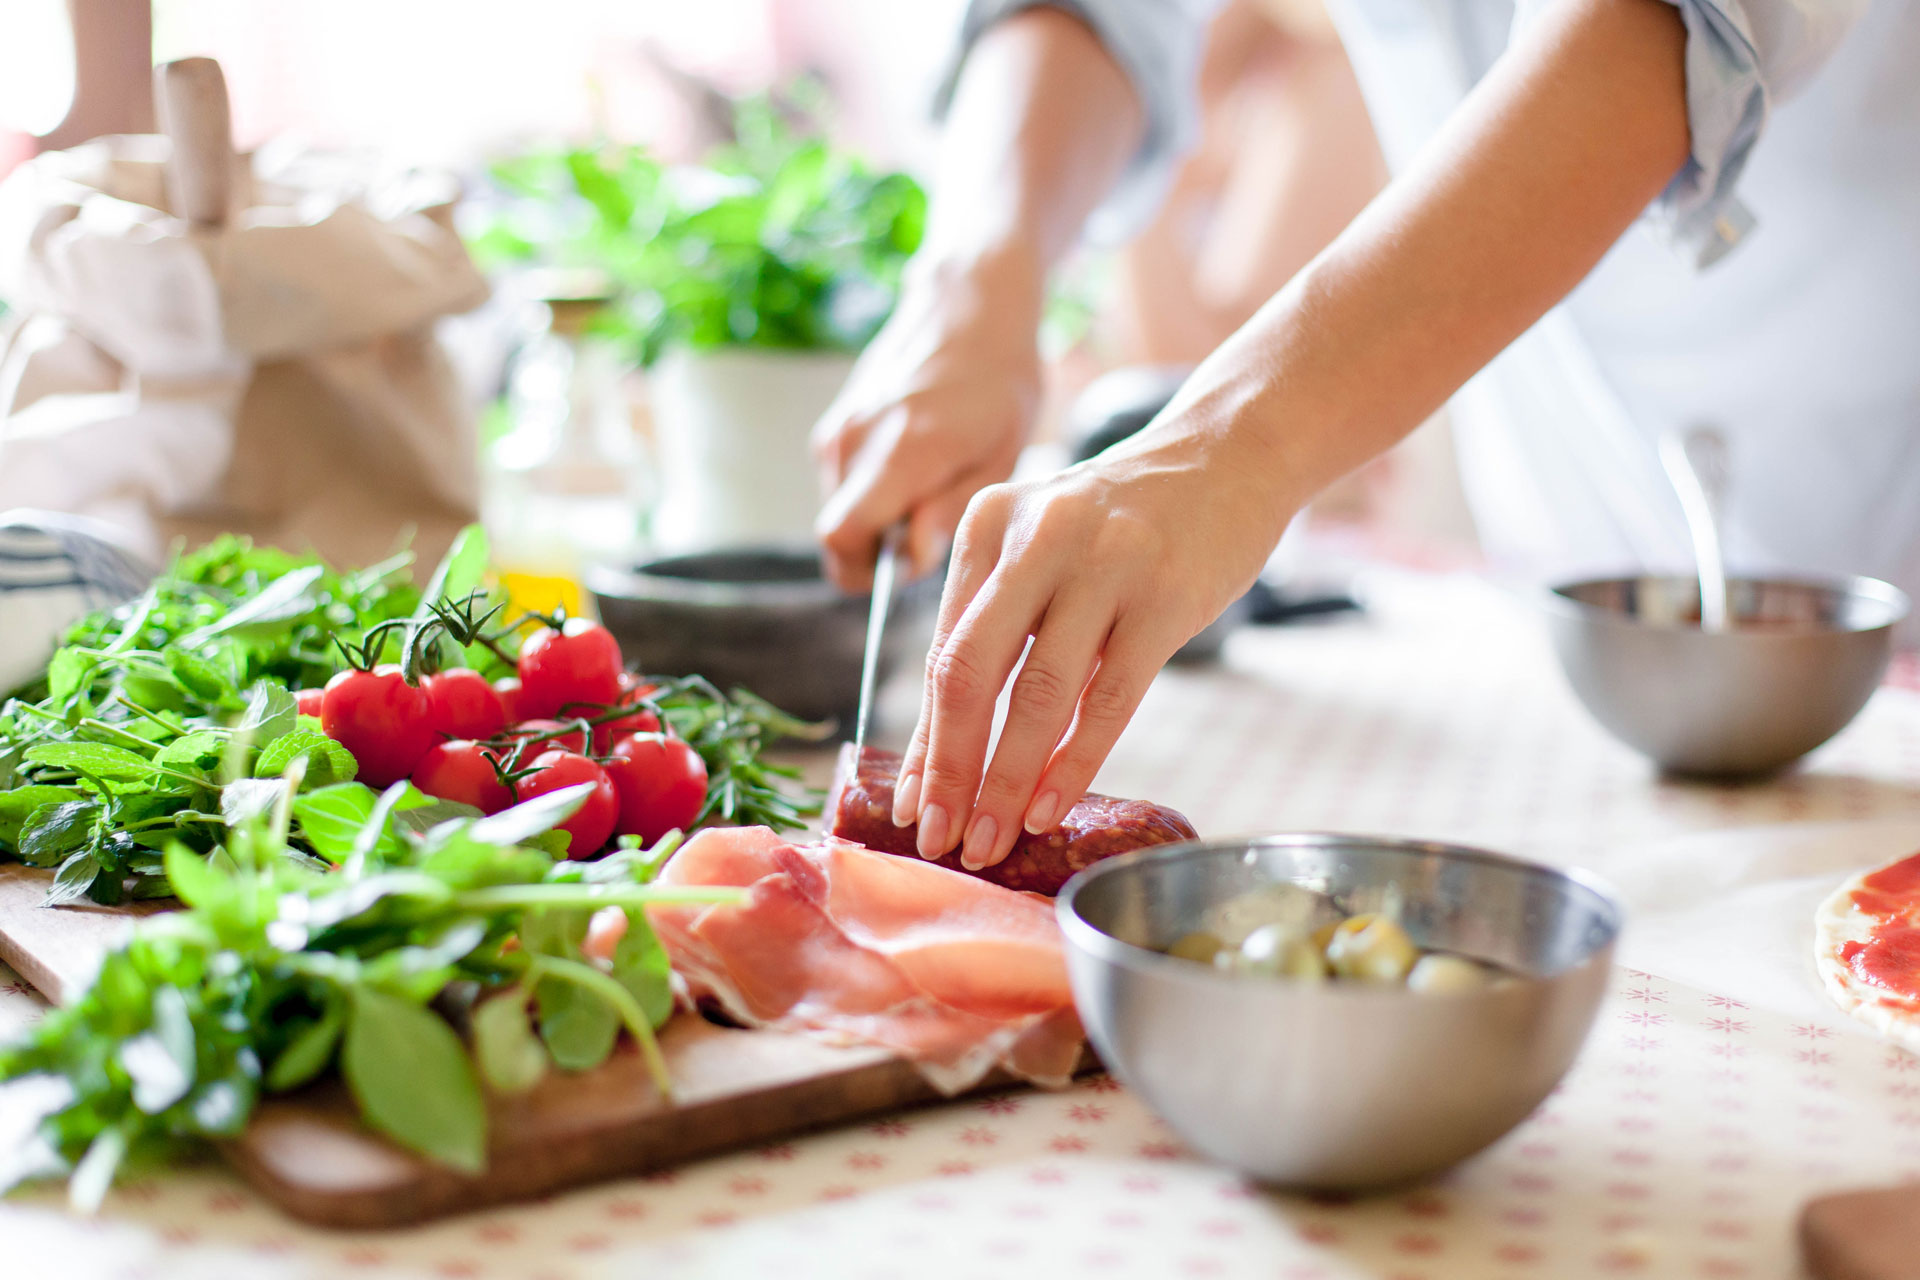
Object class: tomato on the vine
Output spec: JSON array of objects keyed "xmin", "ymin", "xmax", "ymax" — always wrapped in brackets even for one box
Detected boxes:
[
  {"xmin": 505, "ymin": 718, "xmax": 589, "ymax": 760},
  {"xmin": 294, "ymin": 687, "xmax": 326, "ymax": 720},
  {"xmin": 492, "ymin": 677, "xmax": 525, "ymax": 724},
  {"xmin": 584, "ymin": 673, "xmax": 661, "ymax": 753},
  {"xmin": 604, "ymin": 732, "xmax": 708, "ymax": 844},
  {"xmin": 421, "ymin": 668, "xmax": 507, "ymax": 741},
  {"xmin": 320, "ymin": 664, "xmax": 436, "ymax": 787},
  {"xmin": 412, "ymin": 740, "xmax": 512, "ymax": 814},
  {"xmin": 517, "ymin": 618, "xmax": 623, "ymax": 719},
  {"xmin": 518, "ymin": 750, "xmax": 618, "ymax": 858}
]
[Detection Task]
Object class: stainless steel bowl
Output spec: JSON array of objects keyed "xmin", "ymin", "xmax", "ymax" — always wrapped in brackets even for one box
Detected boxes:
[
  {"xmin": 1057, "ymin": 834, "xmax": 1621, "ymax": 1190},
  {"xmin": 1543, "ymin": 574, "xmax": 1907, "ymax": 777},
  {"xmin": 586, "ymin": 546, "xmax": 939, "ymax": 729}
]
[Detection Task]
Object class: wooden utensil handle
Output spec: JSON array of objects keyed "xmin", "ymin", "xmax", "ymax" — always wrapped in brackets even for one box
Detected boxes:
[{"xmin": 154, "ymin": 57, "xmax": 233, "ymax": 229}]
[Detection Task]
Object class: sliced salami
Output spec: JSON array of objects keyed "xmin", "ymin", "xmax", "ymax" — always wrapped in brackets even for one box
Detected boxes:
[{"xmin": 828, "ymin": 744, "xmax": 1198, "ymax": 896}]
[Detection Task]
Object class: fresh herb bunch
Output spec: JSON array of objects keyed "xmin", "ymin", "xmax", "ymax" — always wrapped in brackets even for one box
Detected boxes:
[
  {"xmin": 0, "ymin": 524, "xmax": 821, "ymax": 906},
  {"xmin": 51, "ymin": 536, "xmax": 431, "ymax": 697},
  {"xmin": 468, "ymin": 86, "xmax": 926, "ymax": 364},
  {"xmin": 0, "ymin": 658, "xmax": 354, "ymax": 905},
  {"xmin": 0, "ymin": 772, "xmax": 736, "ymax": 1208}
]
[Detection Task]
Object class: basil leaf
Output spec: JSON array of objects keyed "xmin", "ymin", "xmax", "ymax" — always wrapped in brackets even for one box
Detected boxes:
[
  {"xmin": 18, "ymin": 801, "xmax": 99, "ymax": 867},
  {"xmin": 153, "ymin": 730, "xmax": 227, "ymax": 773},
  {"xmin": 472, "ymin": 992, "xmax": 547, "ymax": 1094},
  {"xmin": 24, "ymin": 741, "xmax": 155, "ymax": 782},
  {"xmin": 45, "ymin": 850, "xmax": 101, "ymax": 907},
  {"xmin": 254, "ymin": 727, "xmax": 356, "ymax": 787},
  {"xmin": 163, "ymin": 842, "xmax": 233, "ymax": 910},
  {"xmin": 0, "ymin": 785, "xmax": 80, "ymax": 847},
  {"xmin": 341, "ymin": 987, "xmax": 487, "ymax": 1173},
  {"xmin": 611, "ymin": 912, "xmax": 674, "ymax": 1029},
  {"xmin": 536, "ymin": 977, "xmax": 618, "ymax": 1072},
  {"xmin": 265, "ymin": 999, "xmax": 344, "ymax": 1092}
]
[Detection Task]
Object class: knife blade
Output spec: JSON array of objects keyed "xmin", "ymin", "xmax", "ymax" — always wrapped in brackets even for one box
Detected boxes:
[{"xmin": 853, "ymin": 524, "xmax": 907, "ymax": 754}]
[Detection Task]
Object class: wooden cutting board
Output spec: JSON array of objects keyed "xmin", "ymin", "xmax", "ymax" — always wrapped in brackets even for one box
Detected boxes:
[{"xmin": 0, "ymin": 865, "xmax": 1070, "ymax": 1228}]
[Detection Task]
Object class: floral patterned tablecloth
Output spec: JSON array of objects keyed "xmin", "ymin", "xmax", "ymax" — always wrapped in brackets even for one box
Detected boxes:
[{"xmin": 7, "ymin": 567, "xmax": 1920, "ymax": 1280}]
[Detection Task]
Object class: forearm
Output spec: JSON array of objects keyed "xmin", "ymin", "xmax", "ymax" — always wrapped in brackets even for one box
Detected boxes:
[
  {"xmin": 920, "ymin": 7, "xmax": 1146, "ymax": 304},
  {"xmin": 1132, "ymin": 0, "xmax": 1690, "ymax": 521}
]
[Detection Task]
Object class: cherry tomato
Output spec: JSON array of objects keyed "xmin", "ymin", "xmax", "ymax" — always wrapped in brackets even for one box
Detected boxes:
[
  {"xmin": 518, "ymin": 750, "xmax": 618, "ymax": 858},
  {"xmin": 421, "ymin": 668, "xmax": 507, "ymax": 740},
  {"xmin": 505, "ymin": 718, "xmax": 589, "ymax": 760},
  {"xmin": 583, "ymin": 674, "xmax": 661, "ymax": 753},
  {"xmin": 517, "ymin": 619, "xmax": 623, "ymax": 719},
  {"xmin": 412, "ymin": 740, "xmax": 512, "ymax": 814},
  {"xmin": 294, "ymin": 687, "xmax": 326, "ymax": 719},
  {"xmin": 604, "ymin": 732, "xmax": 708, "ymax": 844},
  {"xmin": 320, "ymin": 665, "xmax": 436, "ymax": 788},
  {"xmin": 492, "ymin": 677, "xmax": 524, "ymax": 723}
]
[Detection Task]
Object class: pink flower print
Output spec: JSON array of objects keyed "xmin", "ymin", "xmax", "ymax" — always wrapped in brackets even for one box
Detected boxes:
[
  {"xmin": 1706, "ymin": 1018, "xmax": 1750, "ymax": 1035},
  {"xmin": 1704, "ymin": 995, "xmax": 1748, "ymax": 1010},
  {"xmin": 959, "ymin": 1126, "xmax": 999, "ymax": 1146},
  {"xmin": 1068, "ymin": 1103, "xmax": 1111, "ymax": 1124},
  {"xmin": 1048, "ymin": 1135, "xmax": 1090, "ymax": 1154},
  {"xmin": 979, "ymin": 1095, "xmax": 1024, "ymax": 1116},
  {"xmin": 1791, "ymin": 1024, "xmax": 1835, "ymax": 1040}
]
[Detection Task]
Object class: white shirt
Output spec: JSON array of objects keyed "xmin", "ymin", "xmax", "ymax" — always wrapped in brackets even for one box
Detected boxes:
[{"xmin": 954, "ymin": 0, "xmax": 1920, "ymax": 603}]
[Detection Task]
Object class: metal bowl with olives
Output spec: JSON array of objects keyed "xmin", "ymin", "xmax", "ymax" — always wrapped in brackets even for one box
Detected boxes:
[
  {"xmin": 1164, "ymin": 890, "xmax": 1515, "ymax": 993},
  {"xmin": 1057, "ymin": 834, "xmax": 1622, "ymax": 1190}
]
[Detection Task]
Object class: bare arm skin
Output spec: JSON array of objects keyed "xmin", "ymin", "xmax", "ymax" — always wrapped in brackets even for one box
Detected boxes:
[
  {"xmin": 895, "ymin": 0, "xmax": 1692, "ymax": 868},
  {"xmin": 812, "ymin": 8, "xmax": 1144, "ymax": 591}
]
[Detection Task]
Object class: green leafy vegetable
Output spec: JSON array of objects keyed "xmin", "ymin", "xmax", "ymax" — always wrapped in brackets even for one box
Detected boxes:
[
  {"xmin": 469, "ymin": 85, "xmax": 926, "ymax": 365},
  {"xmin": 0, "ymin": 780, "xmax": 732, "ymax": 1205}
]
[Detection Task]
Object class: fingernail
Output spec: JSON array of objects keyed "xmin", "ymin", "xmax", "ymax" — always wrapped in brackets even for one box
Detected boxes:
[
  {"xmin": 961, "ymin": 814, "xmax": 997, "ymax": 871},
  {"xmin": 892, "ymin": 772, "xmax": 922, "ymax": 827},
  {"xmin": 1024, "ymin": 791, "xmax": 1060, "ymax": 835},
  {"xmin": 917, "ymin": 803, "xmax": 951, "ymax": 859}
]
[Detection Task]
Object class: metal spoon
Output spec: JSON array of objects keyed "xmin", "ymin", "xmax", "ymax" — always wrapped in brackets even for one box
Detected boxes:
[{"xmin": 1658, "ymin": 425, "xmax": 1732, "ymax": 633}]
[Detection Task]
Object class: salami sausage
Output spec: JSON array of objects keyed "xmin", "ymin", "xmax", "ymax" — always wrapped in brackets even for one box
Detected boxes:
[{"xmin": 828, "ymin": 744, "xmax": 1198, "ymax": 895}]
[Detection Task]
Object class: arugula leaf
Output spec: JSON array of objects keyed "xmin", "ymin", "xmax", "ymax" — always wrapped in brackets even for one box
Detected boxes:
[
  {"xmin": 176, "ymin": 564, "xmax": 327, "ymax": 648},
  {"xmin": 236, "ymin": 682, "xmax": 298, "ymax": 748}
]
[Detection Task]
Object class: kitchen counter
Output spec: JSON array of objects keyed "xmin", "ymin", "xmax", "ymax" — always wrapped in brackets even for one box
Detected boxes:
[{"xmin": 6, "ymin": 565, "xmax": 1919, "ymax": 1279}]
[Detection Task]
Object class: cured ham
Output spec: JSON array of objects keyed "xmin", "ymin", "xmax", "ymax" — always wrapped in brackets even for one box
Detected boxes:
[
  {"xmin": 830, "ymin": 744, "xmax": 1198, "ymax": 895},
  {"xmin": 647, "ymin": 825, "xmax": 1085, "ymax": 1092}
]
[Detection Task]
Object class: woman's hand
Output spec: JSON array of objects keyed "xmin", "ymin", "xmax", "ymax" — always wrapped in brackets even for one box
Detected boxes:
[
  {"xmin": 812, "ymin": 250, "xmax": 1045, "ymax": 592},
  {"xmin": 894, "ymin": 414, "xmax": 1295, "ymax": 869}
]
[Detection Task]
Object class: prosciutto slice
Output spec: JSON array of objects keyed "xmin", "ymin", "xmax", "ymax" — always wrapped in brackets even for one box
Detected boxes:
[{"xmin": 647, "ymin": 826, "xmax": 1085, "ymax": 1092}]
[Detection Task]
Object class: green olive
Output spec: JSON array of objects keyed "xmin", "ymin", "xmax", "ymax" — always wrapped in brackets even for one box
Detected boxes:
[
  {"xmin": 1166, "ymin": 931, "xmax": 1227, "ymax": 965},
  {"xmin": 1236, "ymin": 923, "xmax": 1329, "ymax": 981},
  {"xmin": 1408, "ymin": 953, "xmax": 1492, "ymax": 993},
  {"xmin": 1325, "ymin": 913, "xmax": 1419, "ymax": 984}
]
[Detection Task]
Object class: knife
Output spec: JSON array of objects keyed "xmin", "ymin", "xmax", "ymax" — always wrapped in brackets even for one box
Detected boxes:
[{"xmin": 853, "ymin": 524, "xmax": 907, "ymax": 754}]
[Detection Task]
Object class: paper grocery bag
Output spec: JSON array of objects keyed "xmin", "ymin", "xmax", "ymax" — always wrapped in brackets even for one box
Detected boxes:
[{"xmin": 0, "ymin": 131, "xmax": 489, "ymax": 569}]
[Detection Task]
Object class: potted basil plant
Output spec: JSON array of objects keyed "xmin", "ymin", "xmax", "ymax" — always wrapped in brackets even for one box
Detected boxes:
[{"xmin": 472, "ymin": 101, "xmax": 926, "ymax": 553}]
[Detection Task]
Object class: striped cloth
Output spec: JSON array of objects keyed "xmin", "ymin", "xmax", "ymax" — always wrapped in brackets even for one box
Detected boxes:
[{"xmin": 0, "ymin": 511, "xmax": 153, "ymax": 695}]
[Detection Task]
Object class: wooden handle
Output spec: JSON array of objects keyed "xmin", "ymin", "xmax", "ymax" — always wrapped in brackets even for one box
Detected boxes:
[
  {"xmin": 154, "ymin": 57, "xmax": 233, "ymax": 229},
  {"xmin": 1801, "ymin": 1183, "xmax": 1920, "ymax": 1279}
]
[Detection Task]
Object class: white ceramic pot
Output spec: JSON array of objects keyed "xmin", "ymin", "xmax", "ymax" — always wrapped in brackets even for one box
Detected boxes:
[{"xmin": 646, "ymin": 347, "xmax": 856, "ymax": 553}]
